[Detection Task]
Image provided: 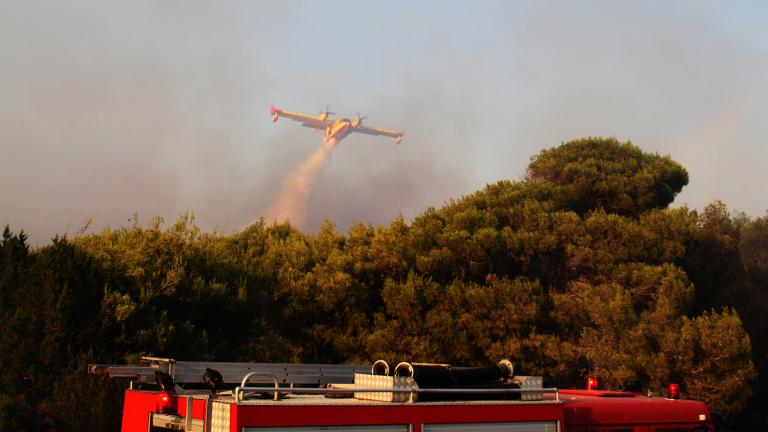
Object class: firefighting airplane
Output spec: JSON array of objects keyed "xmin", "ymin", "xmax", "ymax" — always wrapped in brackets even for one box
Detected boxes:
[{"xmin": 270, "ymin": 105, "xmax": 404, "ymax": 145}]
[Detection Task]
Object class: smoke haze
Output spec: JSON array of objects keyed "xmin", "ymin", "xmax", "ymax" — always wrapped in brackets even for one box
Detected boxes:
[{"xmin": 1, "ymin": 1, "xmax": 767, "ymax": 244}]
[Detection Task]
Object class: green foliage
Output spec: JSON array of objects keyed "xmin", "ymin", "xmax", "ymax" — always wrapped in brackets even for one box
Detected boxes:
[
  {"xmin": 365, "ymin": 273, "xmax": 542, "ymax": 363},
  {"xmin": 739, "ymin": 215, "xmax": 768, "ymax": 361},
  {"xmin": 665, "ymin": 309, "xmax": 756, "ymax": 414},
  {"xmin": 1, "ymin": 137, "xmax": 764, "ymax": 429},
  {"xmin": 0, "ymin": 232, "xmax": 122, "ymax": 431},
  {"xmin": 526, "ymin": 137, "xmax": 689, "ymax": 217}
]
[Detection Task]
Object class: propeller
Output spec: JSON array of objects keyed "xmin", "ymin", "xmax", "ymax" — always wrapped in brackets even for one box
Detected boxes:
[
  {"xmin": 320, "ymin": 104, "xmax": 335, "ymax": 116},
  {"xmin": 355, "ymin": 111, "xmax": 368, "ymax": 123}
]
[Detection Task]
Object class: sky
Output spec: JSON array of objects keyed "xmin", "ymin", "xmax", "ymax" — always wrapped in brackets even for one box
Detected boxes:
[{"xmin": 1, "ymin": 0, "xmax": 767, "ymax": 244}]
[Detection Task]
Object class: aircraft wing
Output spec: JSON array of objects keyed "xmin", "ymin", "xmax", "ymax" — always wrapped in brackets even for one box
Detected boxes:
[
  {"xmin": 270, "ymin": 105, "xmax": 332, "ymax": 129},
  {"xmin": 352, "ymin": 125, "xmax": 405, "ymax": 144}
]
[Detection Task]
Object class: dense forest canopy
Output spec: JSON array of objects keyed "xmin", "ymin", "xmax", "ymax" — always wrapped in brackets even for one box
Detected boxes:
[{"xmin": 1, "ymin": 137, "xmax": 766, "ymax": 431}]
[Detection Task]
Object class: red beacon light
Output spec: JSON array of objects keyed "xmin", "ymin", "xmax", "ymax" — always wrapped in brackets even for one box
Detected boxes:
[
  {"xmin": 587, "ymin": 376, "xmax": 599, "ymax": 391},
  {"xmin": 156, "ymin": 390, "xmax": 178, "ymax": 414},
  {"xmin": 668, "ymin": 383, "xmax": 680, "ymax": 400}
]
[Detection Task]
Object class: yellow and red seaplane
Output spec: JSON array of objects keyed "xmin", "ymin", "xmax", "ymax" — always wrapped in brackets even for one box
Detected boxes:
[{"xmin": 270, "ymin": 105, "xmax": 404, "ymax": 145}]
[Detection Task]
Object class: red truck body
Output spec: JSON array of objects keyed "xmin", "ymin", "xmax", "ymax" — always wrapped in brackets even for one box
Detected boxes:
[{"xmin": 121, "ymin": 387, "xmax": 713, "ymax": 432}]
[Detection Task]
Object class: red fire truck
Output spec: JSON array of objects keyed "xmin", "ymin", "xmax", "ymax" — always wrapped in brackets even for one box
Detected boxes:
[{"xmin": 90, "ymin": 357, "xmax": 714, "ymax": 432}]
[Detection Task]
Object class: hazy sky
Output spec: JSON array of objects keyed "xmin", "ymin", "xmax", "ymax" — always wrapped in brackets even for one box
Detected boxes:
[{"xmin": 1, "ymin": 1, "xmax": 767, "ymax": 244}]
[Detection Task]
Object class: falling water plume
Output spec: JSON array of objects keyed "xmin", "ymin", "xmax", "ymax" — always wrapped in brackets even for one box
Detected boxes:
[{"xmin": 265, "ymin": 137, "xmax": 338, "ymax": 228}]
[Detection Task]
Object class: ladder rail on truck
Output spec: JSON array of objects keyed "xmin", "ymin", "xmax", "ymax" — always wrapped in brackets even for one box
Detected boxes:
[{"xmin": 89, "ymin": 357, "xmax": 716, "ymax": 432}]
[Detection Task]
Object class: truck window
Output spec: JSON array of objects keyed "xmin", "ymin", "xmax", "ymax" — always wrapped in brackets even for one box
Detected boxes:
[
  {"xmin": 653, "ymin": 427, "xmax": 707, "ymax": 432},
  {"xmin": 243, "ymin": 426, "xmax": 410, "ymax": 432},
  {"xmin": 575, "ymin": 428, "xmax": 644, "ymax": 432},
  {"xmin": 423, "ymin": 422, "xmax": 559, "ymax": 432}
]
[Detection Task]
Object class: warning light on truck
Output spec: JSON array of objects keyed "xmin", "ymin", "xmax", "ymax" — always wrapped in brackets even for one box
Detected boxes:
[
  {"xmin": 156, "ymin": 390, "xmax": 177, "ymax": 414},
  {"xmin": 668, "ymin": 383, "xmax": 680, "ymax": 400},
  {"xmin": 587, "ymin": 376, "xmax": 599, "ymax": 391}
]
